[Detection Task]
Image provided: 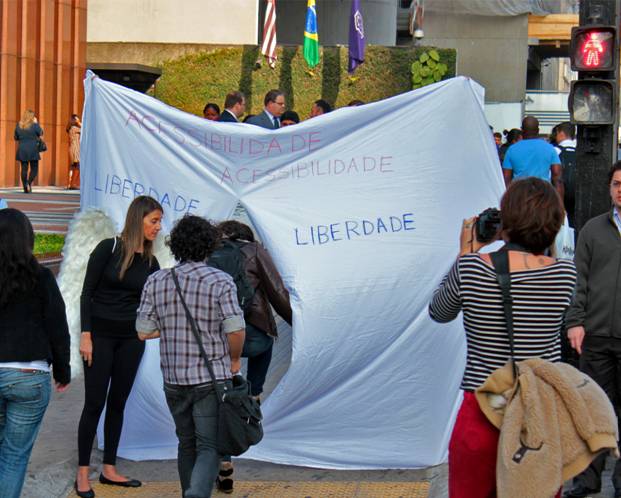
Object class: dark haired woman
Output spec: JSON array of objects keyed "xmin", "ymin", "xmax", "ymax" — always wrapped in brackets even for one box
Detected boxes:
[
  {"xmin": 203, "ymin": 103, "xmax": 221, "ymax": 121},
  {"xmin": 498, "ymin": 128, "xmax": 522, "ymax": 163},
  {"xmin": 0, "ymin": 209, "xmax": 70, "ymax": 498},
  {"xmin": 66, "ymin": 114, "xmax": 81, "ymax": 190},
  {"xmin": 429, "ymin": 178, "xmax": 576, "ymax": 497},
  {"xmin": 14, "ymin": 110, "xmax": 44, "ymax": 193},
  {"xmin": 75, "ymin": 196, "xmax": 163, "ymax": 497},
  {"xmin": 214, "ymin": 220, "xmax": 292, "ymax": 494}
]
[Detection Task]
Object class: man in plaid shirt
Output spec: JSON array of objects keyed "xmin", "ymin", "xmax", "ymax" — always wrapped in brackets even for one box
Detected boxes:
[{"xmin": 137, "ymin": 215, "xmax": 245, "ymax": 498}]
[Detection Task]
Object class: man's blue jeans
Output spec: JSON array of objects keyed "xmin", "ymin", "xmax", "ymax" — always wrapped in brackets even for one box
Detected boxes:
[
  {"xmin": 164, "ymin": 382, "xmax": 221, "ymax": 498},
  {"xmin": 0, "ymin": 368, "xmax": 51, "ymax": 498}
]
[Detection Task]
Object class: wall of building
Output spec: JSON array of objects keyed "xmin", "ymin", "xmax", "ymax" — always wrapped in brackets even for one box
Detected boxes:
[
  {"xmin": 407, "ymin": 13, "xmax": 528, "ymax": 103},
  {"xmin": 0, "ymin": 0, "xmax": 87, "ymax": 187},
  {"xmin": 538, "ymin": 57, "xmax": 572, "ymax": 92},
  {"xmin": 274, "ymin": 0, "xmax": 397, "ymax": 46},
  {"xmin": 87, "ymin": 0, "xmax": 259, "ymax": 45}
]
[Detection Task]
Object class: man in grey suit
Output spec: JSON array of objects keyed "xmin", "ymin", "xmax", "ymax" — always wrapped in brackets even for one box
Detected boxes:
[
  {"xmin": 219, "ymin": 91, "xmax": 246, "ymax": 123},
  {"xmin": 246, "ymin": 89, "xmax": 286, "ymax": 129}
]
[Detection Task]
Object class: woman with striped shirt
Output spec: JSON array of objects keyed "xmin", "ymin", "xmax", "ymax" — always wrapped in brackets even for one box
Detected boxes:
[{"xmin": 429, "ymin": 177, "xmax": 577, "ymax": 498}]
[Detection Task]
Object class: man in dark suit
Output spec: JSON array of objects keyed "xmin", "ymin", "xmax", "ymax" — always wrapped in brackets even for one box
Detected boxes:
[
  {"xmin": 309, "ymin": 99, "xmax": 332, "ymax": 118},
  {"xmin": 245, "ymin": 89, "xmax": 286, "ymax": 130},
  {"xmin": 219, "ymin": 91, "xmax": 246, "ymax": 123}
]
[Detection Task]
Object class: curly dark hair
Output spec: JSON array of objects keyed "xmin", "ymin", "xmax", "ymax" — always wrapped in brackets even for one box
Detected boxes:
[
  {"xmin": 217, "ymin": 220, "xmax": 255, "ymax": 242},
  {"xmin": 500, "ymin": 177, "xmax": 564, "ymax": 254},
  {"xmin": 0, "ymin": 209, "xmax": 40, "ymax": 308},
  {"xmin": 167, "ymin": 215, "xmax": 221, "ymax": 262}
]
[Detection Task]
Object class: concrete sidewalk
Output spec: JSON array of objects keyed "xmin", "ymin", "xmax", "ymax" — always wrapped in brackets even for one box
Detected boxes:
[{"xmin": 25, "ymin": 320, "xmax": 449, "ymax": 498}]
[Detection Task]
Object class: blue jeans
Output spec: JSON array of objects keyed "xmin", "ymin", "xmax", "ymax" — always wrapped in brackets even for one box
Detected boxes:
[
  {"xmin": 164, "ymin": 382, "xmax": 224, "ymax": 498},
  {"xmin": 242, "ymin": 324, "xmax": 273, "ymax": 396},
  {"xmin": 0, "ymin": 369, "xmax": 51, "ymax": 498}
]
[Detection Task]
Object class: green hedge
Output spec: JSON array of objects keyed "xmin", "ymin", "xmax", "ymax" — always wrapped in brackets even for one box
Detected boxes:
[
  {"xmin": 153, "ymin": 45, "xmax": 456, "ymax": 118},
  {"xmin": 34, "ymin": 233, "xmax": 65, "ymax": 257}
]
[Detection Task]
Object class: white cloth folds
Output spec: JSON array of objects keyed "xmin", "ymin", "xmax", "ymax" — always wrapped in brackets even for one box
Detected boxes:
[{"xmin": 80, "ymin": 71, "xmax": 505, "ymax": 468}]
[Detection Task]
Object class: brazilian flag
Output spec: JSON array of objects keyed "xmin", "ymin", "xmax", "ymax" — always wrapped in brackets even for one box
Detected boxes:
[{"xmin": 303, "ymin": 0, "xmax": 320, "ymax": 68}]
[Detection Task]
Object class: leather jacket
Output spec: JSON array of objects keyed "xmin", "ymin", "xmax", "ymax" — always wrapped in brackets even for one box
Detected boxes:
[{"xmin": 237, "ymin": 241, "xmax": 292, "ymax": 337}]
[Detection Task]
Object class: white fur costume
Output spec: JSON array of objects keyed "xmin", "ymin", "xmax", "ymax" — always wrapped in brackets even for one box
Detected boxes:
[{"xmin": 57, "ymin": 208, "xmax": 174, "ymax": 376}]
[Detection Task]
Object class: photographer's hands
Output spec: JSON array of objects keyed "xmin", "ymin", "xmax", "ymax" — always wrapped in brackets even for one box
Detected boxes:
[{"xmin": 459, "ymin": 217, "xmax": 487, "ymax": 256}]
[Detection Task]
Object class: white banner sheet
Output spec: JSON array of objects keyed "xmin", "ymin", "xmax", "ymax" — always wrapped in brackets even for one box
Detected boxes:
[{"xmin": 81, "ymin": 72, "xmax": 505, "ymax": 468}]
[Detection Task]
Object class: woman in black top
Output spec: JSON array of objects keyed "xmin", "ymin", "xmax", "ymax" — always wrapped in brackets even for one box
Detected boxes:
[
  {"xmin": 0, "ymin": 209, "xmax": 70, "ymax": 498},
  {"xmin": 14, "ymin": 110, "xmax": 44, "ymax": 193},
  {"xmin": 75, "ymin": 196, "xmax": 163, "ymax": 497}
]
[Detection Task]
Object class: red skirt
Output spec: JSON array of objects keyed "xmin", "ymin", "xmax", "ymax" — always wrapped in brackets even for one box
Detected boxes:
[{"xmin": 449, "ymin": 391, "xmax": 561, "ymax": 498}]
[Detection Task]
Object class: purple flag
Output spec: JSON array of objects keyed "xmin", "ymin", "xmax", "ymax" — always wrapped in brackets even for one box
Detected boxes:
[{"xmin": 348, "ymin": 0, "xmax": 365, "ymax": 73}]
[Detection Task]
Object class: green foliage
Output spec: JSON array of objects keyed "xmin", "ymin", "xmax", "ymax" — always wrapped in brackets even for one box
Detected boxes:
[
  {"xmin": 34, "ymin": 233, "xmax": 65, "ymax": 257},
  {"xmin": 152, "ymin": 45, "xmax": 456, "ymax": 117},
  {"xmin": 411, "ymin": 49, "xmax": 449, "ymax": 90}
]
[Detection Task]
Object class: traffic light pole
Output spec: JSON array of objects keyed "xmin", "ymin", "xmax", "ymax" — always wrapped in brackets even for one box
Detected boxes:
[{"xmin": 574, "ymin": 0, "xmax": 621, "ymax": 232}]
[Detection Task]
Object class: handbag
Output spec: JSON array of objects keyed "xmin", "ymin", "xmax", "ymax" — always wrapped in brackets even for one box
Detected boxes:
[
  {"xmin": 170, "ymin": 267, "xmax": 263, "ymax": 456},
  {"xmin": 553, "ymin": 216, "xmax": 575, "ymax": 260},
  {"xmin": 37, "ymin": 138, "xmax": 47, "ymax": 152}
]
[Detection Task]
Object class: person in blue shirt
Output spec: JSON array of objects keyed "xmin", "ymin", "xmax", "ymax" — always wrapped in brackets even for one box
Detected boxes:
[{"xmin": 502, "ymin": 116, "xmax": 564, "ymax": 198}]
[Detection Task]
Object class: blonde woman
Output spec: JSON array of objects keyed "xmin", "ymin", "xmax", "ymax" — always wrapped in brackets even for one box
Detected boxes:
[
  {"xmin": 14, "ymin": 110, "xmax": 44, "ymax": 193},
  {"xmin": 75, "ymin": 196, "xmax": 163, "ymax": 497},
  {"xmin": 66, "ymin": 114, "xmax": 81, "ymax": 190}
]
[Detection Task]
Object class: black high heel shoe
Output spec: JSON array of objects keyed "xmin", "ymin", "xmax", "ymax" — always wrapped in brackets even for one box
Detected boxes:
[{"xmin": 74, "ymin": 480, "xmax": 95, "ymax": 498}]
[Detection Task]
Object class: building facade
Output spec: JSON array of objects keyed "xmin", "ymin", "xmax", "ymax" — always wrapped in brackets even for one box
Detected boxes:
[{"xmin": 0, "ymin": 0, "xmax": 87, "ymax": 188}]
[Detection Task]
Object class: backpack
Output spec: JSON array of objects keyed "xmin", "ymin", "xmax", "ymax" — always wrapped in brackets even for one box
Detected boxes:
[
  {"xmin": 208, "ymin": 240, "xmax": 255, "ymax": 313},
  {"xmin": 558, "ymin": 144, "xmax": 576, "ymax": 206}
]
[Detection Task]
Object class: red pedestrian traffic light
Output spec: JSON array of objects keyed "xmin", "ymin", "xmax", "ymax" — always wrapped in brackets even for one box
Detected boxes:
[{"xmin": 570, "ymin": 26, "xmax": 616, "ymax": 71}]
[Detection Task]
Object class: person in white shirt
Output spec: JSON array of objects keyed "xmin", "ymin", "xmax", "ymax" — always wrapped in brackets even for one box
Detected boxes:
[
  {"xmin": 553, "ymin": 121, "xmax": 577, "ymax": 155},
  {"xmin": 553, "ymin": 122, "xmax": 577, "ymax": 227}
]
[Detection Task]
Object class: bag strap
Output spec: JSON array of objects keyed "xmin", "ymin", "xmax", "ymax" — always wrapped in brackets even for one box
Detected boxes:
[
  {"xmin": 170, "ymin": 267, "xmax": 225, "ymax": 403},
  {"xmin": 489, "ymin": 248, "xmax": 519, "ymax": 379}
]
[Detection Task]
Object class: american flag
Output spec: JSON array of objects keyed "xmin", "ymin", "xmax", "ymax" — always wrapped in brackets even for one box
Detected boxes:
[{"xmin": 260, "ymin": 0, "xmax": 277, "ymax": 68}]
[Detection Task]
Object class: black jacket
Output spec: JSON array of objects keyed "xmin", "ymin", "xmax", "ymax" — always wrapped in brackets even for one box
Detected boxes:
[
  {"xmin": 0, "ymin": 266, "xmax": 71, "ymax": 384},
  {"xmin": 14, "ymin": 123, "xmax": 43, "ymax": 162},
  {"xmin": 219, "ymin": 110, "xmax": 238, "ymax": 123},
  {"xmin": 566, "ymin": 209, "xmax": 621, "ymax": 338}
]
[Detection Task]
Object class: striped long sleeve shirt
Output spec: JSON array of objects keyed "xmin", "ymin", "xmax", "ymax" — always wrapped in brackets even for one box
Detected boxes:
[{"xmin": 429, "ymin": 254, "xmax": 577, "ymax": 391}]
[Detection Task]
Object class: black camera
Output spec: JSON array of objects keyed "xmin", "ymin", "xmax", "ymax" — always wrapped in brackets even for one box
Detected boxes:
[{"xmin": 475, "ymin": 208, "xmax": 501, "ymax": 243}]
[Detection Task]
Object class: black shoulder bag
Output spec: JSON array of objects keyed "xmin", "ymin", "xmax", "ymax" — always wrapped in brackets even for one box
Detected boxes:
[
  {"xmin": 490, "ymin": 247, "xmax": 519, "ymax": 381},
  {"xmin": 170, "ymin": 267, "xmax": 263, "ymax": 456}
]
